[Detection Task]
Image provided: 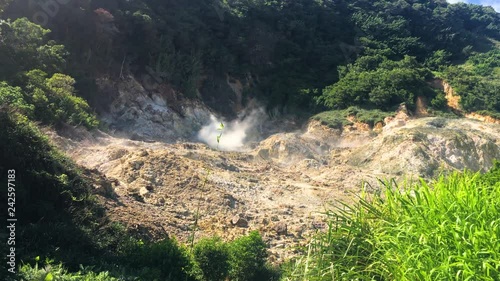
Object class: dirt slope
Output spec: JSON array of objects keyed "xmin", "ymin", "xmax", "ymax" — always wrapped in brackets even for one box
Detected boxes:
[{"xmin": 46, "ymin": 114, "xmax": 500, "ymax": 263}]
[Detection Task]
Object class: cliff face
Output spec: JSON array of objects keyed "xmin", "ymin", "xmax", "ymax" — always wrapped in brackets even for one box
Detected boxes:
[
  {"xmin": 98, "ymin": 77, "xmax": 214, "ymax": 142},
  {"xmin": 443, "ymin": 80, "xmax": 461, "ymax": 111}
]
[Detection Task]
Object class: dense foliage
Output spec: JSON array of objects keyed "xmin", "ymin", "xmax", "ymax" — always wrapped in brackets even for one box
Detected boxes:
[
  {"xmin": 284, "ymin": 164, "xmax": 500, "ymax": 280},
  {"xmin": 444, "ymin": 49, "xmax": 500, "ymax": 115},
  {"xmin": 0, "ymin": 109, "xmax": 118, "ymax": 271},
  {"xmin": 319, "ymin": 55, "xmax": 435, "ymax": 110},
  {"xmin": 0, "ymin": 18, "xmax": 98, "ymax": 128},
  {"xmin": 1, "ymin": 0, "xmax": 499, "ymax": 114}
]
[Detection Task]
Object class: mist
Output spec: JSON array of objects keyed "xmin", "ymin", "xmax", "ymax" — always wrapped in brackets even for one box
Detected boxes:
[{"xmin": 197, "ymin": 108, "xmax": 266, "ymax": 151}]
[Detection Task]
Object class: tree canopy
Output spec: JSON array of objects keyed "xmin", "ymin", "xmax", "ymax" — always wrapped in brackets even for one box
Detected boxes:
[{"xmin": 1, "ymin": 0, "xmax": 498, "ymax": 114}]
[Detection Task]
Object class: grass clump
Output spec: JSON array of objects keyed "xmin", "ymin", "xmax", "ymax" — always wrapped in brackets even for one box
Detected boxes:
[
  {"xmin": 312, "ymin": 107, "xmax": 394, "ymax": 129},
  {"xmin": 284, "ymin": 164, "xmax": 500, "ymax": 280},
  {"xmin": 311, "ymin": 110, "xmax": 352, "ymax": 129},
  {"xmin": 475, "ymin": 110, "xmax": 500, "ymax": 120}
]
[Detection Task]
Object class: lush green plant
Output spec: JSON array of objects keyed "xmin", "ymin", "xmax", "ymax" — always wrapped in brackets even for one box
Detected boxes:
[
  {"xmin": 312, "ymin": 110, "xmax": 352, "ymax": 129},
  {"xmin": 0, "ymin": 17, "xmax": 97, "ymax": 128},
  {"xmin": 228, "ymin": 231, "xmax": 279, "ymax": 281},
  {"xmin": 0, "ymin": 18, "xmax": 67, "ymax": 80},
  {"xmin": 475, "ymin": 110, "xmax": 500, "ymax": 120},
  {"xmin": 0, "ymin": 109, "xmax": 124, "ymax": 272},
  {"xmin": 344, "ymin": 107, "xmax": 394, "ymax": 127},
  {"xmin": 120, "ymin": 238, "xmax": 200, "ymax": 281},
  {"xmin": 24, "ymin": 71, "xmax": 99, "ymax": 128},
  {"xmin": 319, "ymin": 56, "xmax": 435, "ymax": 110},
  {"xmin": 0, "ymin": 82, "xmax": 34, "ymax": 115},
  {"xmin": 312, "ymin": 107, "xmax": 394, "ymax": 129},
  {"xmin": 425, "ymin": 50, "xmax": 452, "ymax": 71},
  {"xmin": 430, "ymin": 91, "xmax": 447, "ymax": 110},
  {"xmin": 284, "ymin": 166, "xmax": 500, "ymax": 280},
  {"xmin": 443, "ymin": 49, "xmax": 500, "ymax": 113},
  {"xmin": 193, "ymin": 237, "xmax": 230, "ymax": 281}
]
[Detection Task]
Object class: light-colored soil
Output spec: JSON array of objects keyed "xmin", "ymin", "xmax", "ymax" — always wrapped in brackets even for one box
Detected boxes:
[{"xmin": 46, "ymin": 114, "xmax": 500, "ymax": 263}]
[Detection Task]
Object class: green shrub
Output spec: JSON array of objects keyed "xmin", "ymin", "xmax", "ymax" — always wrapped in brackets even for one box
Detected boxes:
[
  {"xmin": 312, "ymin": 107, "xmax": 393, "ymax": 129},
  {"xmin": 228, "ymin": 231, "xmax": 279, "ymax": 281},
  {"xmin": 430, "ymin": 91, "xmax": 447, "ymax": 110},
  {"xmin": 24, "ymin": 70, "xmax": 99, "ymax": 129},
  {"xmin": 311, "ymin": 110, "xmax": 352, "ymax": 129},
  {"xmin": 476, "ymin": 110, "xmax": 500, "ymax": 120},
  {"xmin": 0, "ymin": 82, "xmax": 34, "ymax": 115},
  {"xmin": 193, "ymin": 237, "xmax": 230, "ymax": 281},
  {"xmin": 345, "ymin": 107, "xmax": 393, "ymax": 127},
  {"xmin": 121, "ymin": 238, "xmax": 199, "ymax": 281},
  {"xmin": 443, "ymin": 50, "xmax": 500, "ymax": 114},
  {"xmin": 424, "ymin": 50, "xmax": 452, "ymax": 71},
  {"xmin": 0, "ymin": 109, "xmax": 129, "ymax": 272}
]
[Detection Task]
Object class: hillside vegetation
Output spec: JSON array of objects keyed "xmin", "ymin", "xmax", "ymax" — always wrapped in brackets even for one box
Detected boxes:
[
  {"xmin": 443, "ymin": 49, "xmax": 500, "ymax": 117},
  {"xmin": 1, "ymin": 0, "xmax": 499, "ymax": 114}
]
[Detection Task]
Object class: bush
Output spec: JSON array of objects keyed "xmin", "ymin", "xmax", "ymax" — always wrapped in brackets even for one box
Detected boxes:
[
  {"xmin": 193, "ymin": 237, "xmax": 230, "ymax": 281},
  {"xmin": 430, "ymin": 91, "xmax": 447, "ymax": 110},
  {"xmin": 443, "ymin": 50, "xmax": 500, "ymax": 113},
  {"xmin": 228, "ymin": 231, "xmax": 279, "ymax": 281},
  {"xmin": 0, "ymin": 109, "xmax": 128, "ymax": 273},
  {"xmin": 312, "ymin": 107, "xmax": 394, "ymax": 129},
  {"xmin": 0, "ymin": 82, "xmax": 34, "ymax": 116},
  {"xmin": 24, "ymin": 71, "xmax": 99, "ymax": 129},
  {"xmin": 312, "ymin": 110, "xmax": 352, "ymax": 129},
  {"xmin": 345, "ymin": 106, "xmax": 393, "ymax": 127},
  {"xmin": 121, "ymin": 238, "xmax": 199, "ymax": 281},
  {"xmin": 476, "ymin": 110, "xmax": 500, "ymax": 120}
]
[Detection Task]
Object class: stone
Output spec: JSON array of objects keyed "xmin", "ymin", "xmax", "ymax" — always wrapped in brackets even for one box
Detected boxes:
[
  {"xmin": 231, "ymin": 215, "xmax": 248, "ymax": 228},
  {"xmin": 273, "ymin": 222, "xmax": 287, "ymax": 236}
]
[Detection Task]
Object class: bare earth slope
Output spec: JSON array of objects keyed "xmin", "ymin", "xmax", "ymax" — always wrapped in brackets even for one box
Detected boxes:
[{"xmin": 46, "ymin": 115, "xmax": 500, "ymax": 263}]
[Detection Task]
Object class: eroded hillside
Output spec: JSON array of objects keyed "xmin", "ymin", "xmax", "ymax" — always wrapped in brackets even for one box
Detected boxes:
[{"xmin": 46, "ymin": 111, "xmax": 500, "ymax": 263}]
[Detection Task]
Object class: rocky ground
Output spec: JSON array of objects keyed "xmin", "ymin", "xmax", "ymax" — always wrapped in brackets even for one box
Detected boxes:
[{"xmin": 46, "ymin": 110, "xmax": 500, "ymax": 263}]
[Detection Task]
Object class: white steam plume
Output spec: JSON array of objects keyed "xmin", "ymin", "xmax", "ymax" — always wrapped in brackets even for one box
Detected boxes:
[{"xmin": 197, "ymin": 108, "xmax": 266, "ymax": 151}]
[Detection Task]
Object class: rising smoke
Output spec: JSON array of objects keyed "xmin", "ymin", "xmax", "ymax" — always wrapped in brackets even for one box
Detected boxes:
[{"xmin": 197, "ymin": 108, "xmax": 267, "ymax": 151}]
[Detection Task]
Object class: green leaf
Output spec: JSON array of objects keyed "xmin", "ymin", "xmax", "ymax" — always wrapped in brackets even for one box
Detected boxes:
[{"xmin": 44, "ymin": 272, "xmax": 53, "ymax": 281}]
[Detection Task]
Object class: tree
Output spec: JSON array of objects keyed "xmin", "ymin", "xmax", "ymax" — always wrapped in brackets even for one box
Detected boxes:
[
  {"xmin": 320, "ymin": 55, "xmax": 434, "ymax": 110},
  {"xmin": 0, "ymin": 18, "xmax": 67, "ymax": 81},
  {"xmin": 0, "ymin": 82, "xmax": 33, "ymax": 115},
  {"xmin": 228, "ymin": 231, "xmax": 269, "ymax": 281}
]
